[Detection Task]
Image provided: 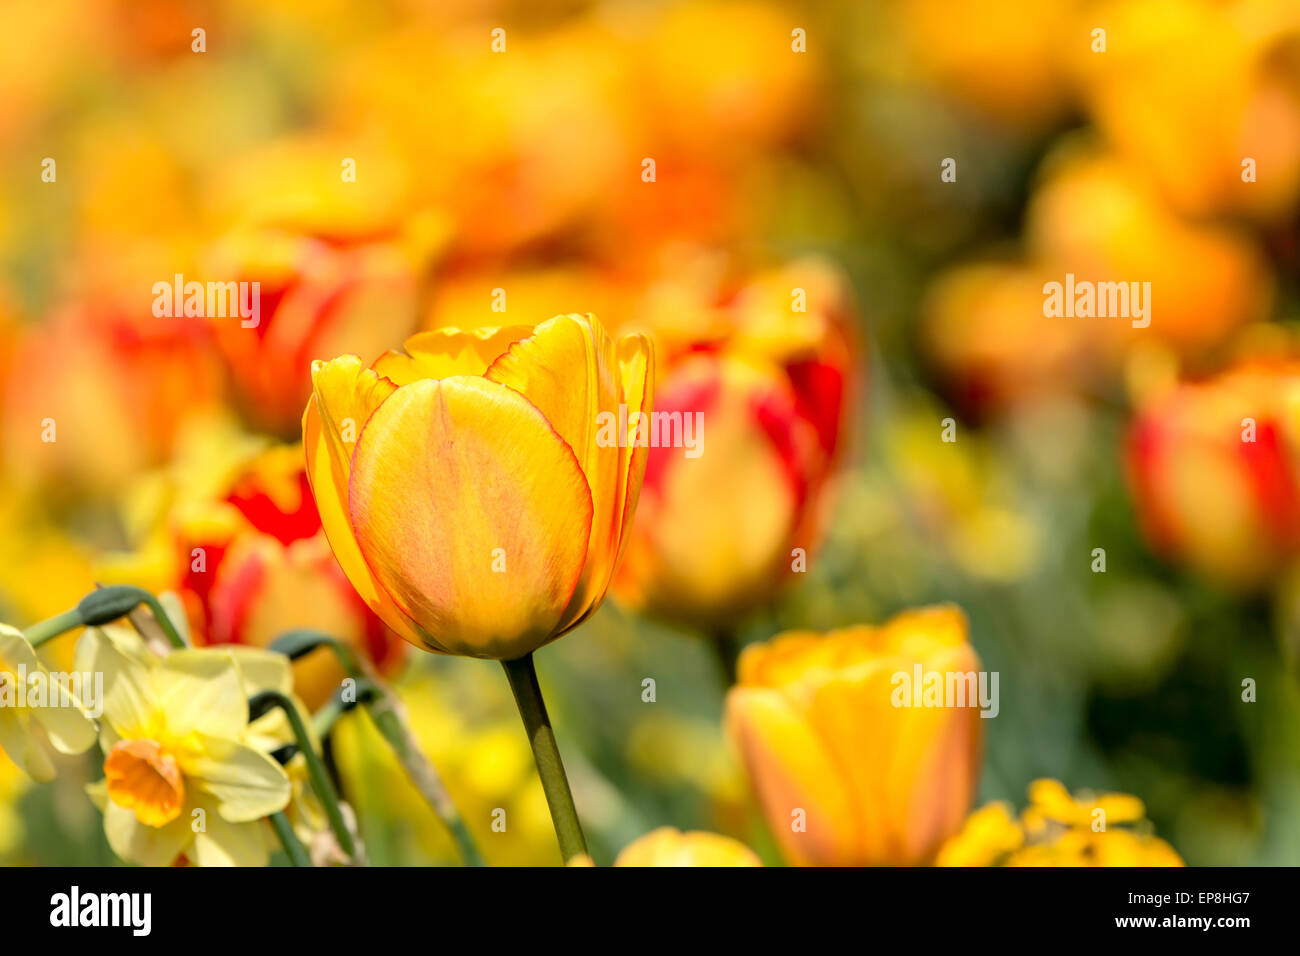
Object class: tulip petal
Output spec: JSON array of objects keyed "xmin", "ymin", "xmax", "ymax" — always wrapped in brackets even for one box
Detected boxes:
[
  {"xmin": 612, "ymin": 333, "xmax": 655, "ymax": 572},
  {"xmin": 486, "ymin": 314, "xmax": 625, "ymax": 628},
  {"xmin": 349, "ymin": 376, "xmax": 593, "ymax": 659},
  {"xmin": 725, "ymin": 686, "xmax": 861, "ymax": 866},
  {"xmin": 304, "ymin": 356, "xmax": 426, "ymax": 647},
  {"xmin": 374, "ymin": 326, "xmax": 534, "ymax": 384}
]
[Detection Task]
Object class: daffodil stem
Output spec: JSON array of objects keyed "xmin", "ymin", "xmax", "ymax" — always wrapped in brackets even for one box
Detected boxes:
[
  {"xmin": 138, "ymin": 594, "xmax": 187, "ymax": 649},
  {"xmin": 23, "ymin": 610, "xmax": 82, "ymax": 647},
  {"xmin": 279, "ymin": 631, "xmax": 485, "ymax": 867},
  {"xmin": 25, "ymin": 588, "xmax": 187, "ymax": 650},
  {"xmin": 269, "ymin": 811, "xmax": 311, "ymax": 867},
  {"xmin": 249, "ymin": 690, "xmax": 360, "ymax": 865},
  {"xmin": 502, "ymin": 653, "xmax": 587, "ymax": 863},
  {"xmin": 366, "ymin": 695, "xmax": 486, "ymax": 867}
]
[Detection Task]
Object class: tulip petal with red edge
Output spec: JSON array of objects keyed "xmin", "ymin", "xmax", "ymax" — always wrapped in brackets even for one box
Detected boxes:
[
  {"xmin": 373, "ymin": 326, "xmax": 533, "ymax": 385},
  {"xmin": 349, "ymin": 376, "xmax": 594, "ymax": 659},
  {"xmin": 485, "ymin": 315, "xmax": 624, "ymax": 629},
  {"xmin": 303, "ymin": 356, "xmax": 426, "ymax": 648}
]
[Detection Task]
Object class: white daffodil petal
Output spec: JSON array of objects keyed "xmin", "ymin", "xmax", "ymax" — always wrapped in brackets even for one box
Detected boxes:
[
  {"xmin": 192, "ymin": 806, "xmax": 272, "ymax": 867},
  {"xmin": 224, "ymin": 646, "xmax": 293, "ymax": 697},
  {"xmin": 103, "ymin": 800, "xmax": 193, "ymax": 867},
  {"xmin": 29, "ymin": 682, "xmax": 97, "ymax": 754},
  {"xmin": 75, "ymin": 629, "xmax": 155, "ymax": 740},
  {"xmin": 184, "ymin": 735, "xmax": 292, "ymax": 823},
  {"xmin": 152, "ymin": 650, "xmax": 247, "ymax": 740},
  {"xmin": 0, "ymin": 708, "xmax": 53, "ymax": 782}
]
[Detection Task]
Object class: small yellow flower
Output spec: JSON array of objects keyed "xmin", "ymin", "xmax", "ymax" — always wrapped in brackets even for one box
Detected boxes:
[
  {"xmin": 77, "ymin": 627, "xmax": 292, "ymax": 866},
  {"xmin": 938, "ymin": 779, "xmax": 1183, "ymax": 867},
  {"xmin": 613, "ymin": 827, "xmax": 763, "ymax": 867},
  {"xmin": 0, "ymin": 624, "xmax": 97, "ymax": 781}
]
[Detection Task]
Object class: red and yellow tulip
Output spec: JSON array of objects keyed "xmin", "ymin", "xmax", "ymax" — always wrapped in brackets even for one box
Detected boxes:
[
  {"xmin": 614, "ymin": 259, "xmax": 856, "ymax": 629},
  {"xmin": 1126, "ymin": 357, "xmax": 1300, "ymax": 589}
]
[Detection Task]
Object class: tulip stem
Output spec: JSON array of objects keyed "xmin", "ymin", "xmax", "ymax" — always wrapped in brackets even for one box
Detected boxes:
[
  {"xmin": 502, "ymin": 654, "xmax": 588, "ymax": 863},
  {"xmin": 711, "ymin": 626, "xmax": 742, "ymax": 686}
]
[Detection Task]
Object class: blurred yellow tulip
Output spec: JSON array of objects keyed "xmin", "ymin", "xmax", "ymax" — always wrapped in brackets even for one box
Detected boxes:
[
  {"xmin": 726, "ymin": 605, "xmax": 983, "ymax": 866},
  {"xmin": 613, "ymin": 826, "xmax": 762, "ymax": 867},
  {"xmin": 302, "ymin": 314, "xmax": 653, "ymax": 660}
]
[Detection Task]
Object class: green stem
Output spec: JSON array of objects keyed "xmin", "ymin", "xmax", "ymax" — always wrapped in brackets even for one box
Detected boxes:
[
  {"xmin": 367, "ymin": 695, "xmax": 486, "ymax": 867},
  {"xmin": 249, "ymin": 690, "xmax": 360, "ymax": 865},
  {"xmin": 284, "ymin": 632, "xmax": 485, "ymax": 867},
  {"xmin": 268, "ymin": 811, "xmax": 311, "ymax": 867},
  {"xmin": 23, "ymin": 610, "xmax": 83, "ymax": 647},
  {"xmin": 138, "ymin": 593, "xmax": 186, "ymax": 649},
  {"xmin": 502, "ymin": 654, "xmax": 587, "ymax": 863},
  {"xmin": 711, "ymin": 626, "xmax": 742, "ymax": 686}
]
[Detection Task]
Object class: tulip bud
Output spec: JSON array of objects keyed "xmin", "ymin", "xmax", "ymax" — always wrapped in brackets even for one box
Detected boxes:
[
  {"xmin": 303, "ymin": 314, "xmax": 654, "ymax": 660},
  {"xmin": 726, "ymin": 605, "xmax": 983, "ymax": 866}
]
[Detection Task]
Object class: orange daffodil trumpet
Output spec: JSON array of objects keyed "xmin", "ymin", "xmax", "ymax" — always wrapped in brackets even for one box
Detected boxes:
[
  {"xmin": 726, "ymin": 605, "xmax": 983, "ymax": 866},
  {"xmin": 303, "ymin": 313, "xmax": 652, "ymax": 861},
  {"xmin": 302, "ymin": 313, "xmax": 653, "ymax": 659}
]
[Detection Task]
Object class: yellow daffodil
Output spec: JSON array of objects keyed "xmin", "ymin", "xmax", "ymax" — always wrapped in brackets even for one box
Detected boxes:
[
  {"xmin": 726, "ymin": 605, "xmax": 984, "ymax": 866},
  {"xmin": 302, "ymin": 314, "xmax": 653, "ymax": 660},
  {"xmin": 613, "ymin": 827, "xmax": 763, "ymax": 867},
  {"xmin": 937, "ymin": 779, "xmax": 1183, "ymax": 866},
  {"xmin": 76, "ymin": 627, "xmax": 292, "ymax": 866},
  {"xmin": 0, "ymin": 624, "xmax": 97, "ymax": 781}
]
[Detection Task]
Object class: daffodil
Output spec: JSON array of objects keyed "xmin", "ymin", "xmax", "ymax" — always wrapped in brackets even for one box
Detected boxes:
[
  {"xmin": 0, "ymin": 624, "xmax": 97, "ymax": 781},
  {"xmin": 76, "ymin": 627, "xmax": 292, "ymax": 866}
]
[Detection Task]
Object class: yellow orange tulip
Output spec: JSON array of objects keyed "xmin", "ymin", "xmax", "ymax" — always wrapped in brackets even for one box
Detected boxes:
[
  {"xmin": 726, "ymin": 605, "xmax": 983, "ymax": 866},
  {"xmin": 302, "ymin": 314, "xmax": 653, "ymax": 660}
]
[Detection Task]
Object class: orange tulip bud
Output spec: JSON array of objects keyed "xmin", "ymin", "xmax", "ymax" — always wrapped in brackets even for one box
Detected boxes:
[
  {"xmin": 303, "ymin": 314, "xmax": 653, "ymax": 660},
  {"xmin": 726, "ymin": 605, "xmax": 984, "ymax": 866}
]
